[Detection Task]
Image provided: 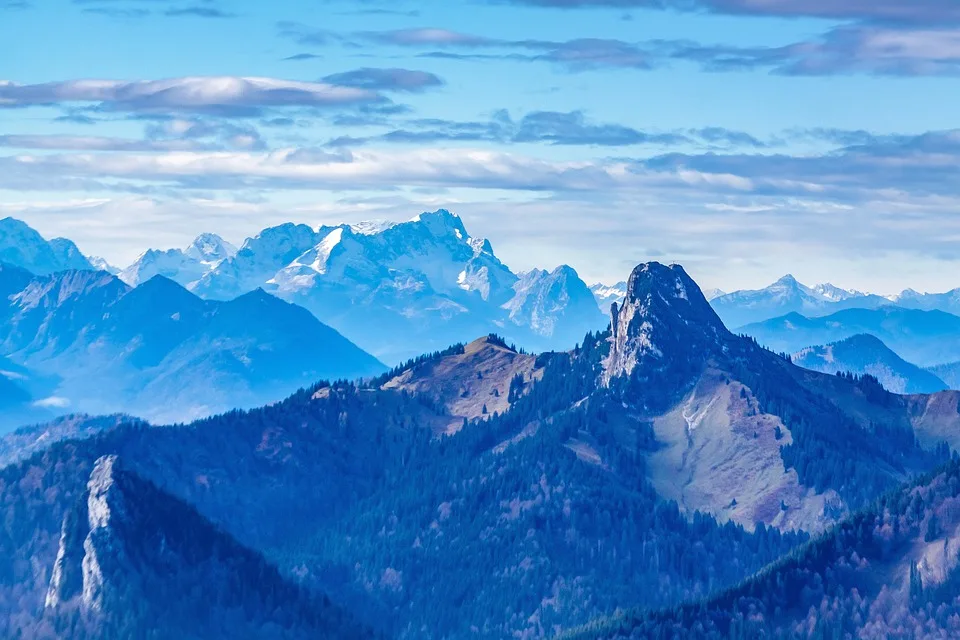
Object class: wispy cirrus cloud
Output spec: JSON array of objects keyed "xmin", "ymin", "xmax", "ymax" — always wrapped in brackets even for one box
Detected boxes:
[
  {"xmin": 73, "ymin": 0, "xmax": 234, "ymax": 19},
  {"xmin": 164, "ymin": 5, "xmax": 234, "ymax": 18},
  {"xmin": 332, "ymin": 110, "xmax": 767, "ymax": 148},
  {"xmin": 0, "ymin": 76, "xmax": 386, "ymax": 116},
  {"xmin": 358, "ymin": 28, "xmax": 652, "ymax": 70},
  {"xmin": 276, "ymin": 21, "xmax": 338, "ymax": 46},
  {"xmin": 321, "ymin": 68, "xmax": 445, "ymax": 93},
  {"xmin": 671, "ymin": 25, "xmax": 960, "ymax": 76}
]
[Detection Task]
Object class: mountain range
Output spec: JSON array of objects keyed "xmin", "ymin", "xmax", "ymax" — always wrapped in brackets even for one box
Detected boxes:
[
  {"xmin": 0, "ymin": 263, "xmax": 383, "ymax": 427},
  {"xmin": 115, "ymin": 210, "xmax": 606, "ymax": 362},
  {"xmin": 710, "ymin": 273, "xmax": 960, "ymax": 329},
  {"xmin": 710, "ymin": 274, "xmax": 890, "ymax": 328},
  {"xmin": 6, "ymin": 261, "xmax": 960, "ymax": 637},
  {"xmin": 740, "ymin": 306, "xmax": 960, "ymax": 368},
  {"xmin": 14, "ymin": 213, "xmax": 960, "ymax": 374}
]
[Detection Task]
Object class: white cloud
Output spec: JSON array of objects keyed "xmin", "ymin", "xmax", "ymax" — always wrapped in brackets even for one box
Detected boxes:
[
  {"xmin": 33, "ymin": 396, "xmax": 71, "ymax": 409},
  {"xmin": 0, "ymin": 76, "xmax": 385, "ymax": 115}
]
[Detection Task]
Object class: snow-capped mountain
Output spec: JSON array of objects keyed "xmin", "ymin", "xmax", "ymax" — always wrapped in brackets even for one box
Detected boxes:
[
  {"xmin": 0, "ymin": 217, "xmax": 93, "ymax": 275},
  {"xmin": 589, "ymin": 281, "xmax": 627, "ymax": 309},
  {"xmin": 191, "ymin": 222, "xmax": 332, "ymax": 300},
  {"xmin": 118, "ymin": 233, "xmax": 236, "ymax": 288},
  {"xmin": 260, "ymin": 210, "xmax": 523, "ymax": 361},
  {"xmin": 185, "ymin": 210, "xmax": 605, "ymax": 362},
  {"xmin": 711, "ymin": 274, "xmax": 888, "ymax": 328},
  {"xmin": 504, "ymin": 267, "xmax": 607, "ymax": 347},
  {"xmin": 811, "ymin": 282, "xmax": 865, "ymax": 302},
  {"xmin": 88, "ymin": 256, "xmax": 120, "ymax": 275},
  {"xmin": 183, "ymin": 232, "xmax": 237, "ymax": 263},
  {"xmin": 119, "ymin": 248, "xmax": 206, "ymax": 287}
]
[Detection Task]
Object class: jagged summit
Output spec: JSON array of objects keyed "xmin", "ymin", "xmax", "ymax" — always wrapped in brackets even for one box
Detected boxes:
[
  {"xmin": 604, "ymin": 262, "xmax": 728, "ymax": 386},
  {"xmin": 184, "ymin": 233, "xmax": 237, "ymax": 263}
]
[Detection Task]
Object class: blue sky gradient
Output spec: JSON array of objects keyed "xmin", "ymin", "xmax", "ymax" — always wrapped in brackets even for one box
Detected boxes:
[{"xmin": 3, "ymin": 0, "xmax": 960, "ymax": 292}]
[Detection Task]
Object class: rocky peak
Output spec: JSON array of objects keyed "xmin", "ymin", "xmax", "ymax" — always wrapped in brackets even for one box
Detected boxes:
[
  {"xmin": 184, "ymin": 233, "xmax": 237, "ymax": 263},
  {"xmin": 48, "ymin": 238, "xmax": 94, "ymax": 271},
  {"xmin": 410, "ymin": 209, "xmax": 469, "ymax": 240},
  {"xmin": 603, "ymin": 262, "xmax": 728, "ymax": 388}
]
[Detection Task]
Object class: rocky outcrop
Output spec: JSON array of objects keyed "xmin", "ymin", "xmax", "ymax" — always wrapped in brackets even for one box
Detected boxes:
[
  {"xmin": 45, "ymin": 455, "xmax": 123, "ymax": 614},
  {"xmin": 603, "ymin": 262, "xmax": 727, "ymax": 397},
  {"xmin": 44, "ymin": 501, "xmax": 88, "ymax": 609}
]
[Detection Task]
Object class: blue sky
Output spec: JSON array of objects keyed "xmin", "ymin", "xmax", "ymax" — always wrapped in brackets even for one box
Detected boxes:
[{"xmin": 3, "ymin": 0, "xmax": 960, "ymax": 292}]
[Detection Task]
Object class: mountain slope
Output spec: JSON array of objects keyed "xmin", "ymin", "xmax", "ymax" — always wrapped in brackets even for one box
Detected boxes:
[
  {"xmin": 739, "ymin": 306, "xmax": 960, "ymax": 367},
  {"xmin": 0, "ymin": 218, "xmax": 93, "ymax": 275},
  {"xmin": 0, "ymin": 270, "xmax": 384, "ymax": 423},
  {"xmin": 381, "ymin": 335, "xmax": 543, "ymax": 433},
  {"xmin": 711, "ymin": 275, "xmax": 888, "ymax": 327},
  {"xmin": 566, "ymin": 458, "xmax": 960, "ymax": 639},
  {"xmin": 36, "ymin": 456, "xmax": 370, "ymax": 639},
  {"xmin": 794, "ymin": 334, "xmax": 949, "ymax": 394}
]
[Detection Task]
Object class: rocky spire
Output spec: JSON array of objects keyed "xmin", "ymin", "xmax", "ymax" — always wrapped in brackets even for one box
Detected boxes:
[{"xmin": 602, "ymin": 262, "xmax": 729, "ymax": 389}]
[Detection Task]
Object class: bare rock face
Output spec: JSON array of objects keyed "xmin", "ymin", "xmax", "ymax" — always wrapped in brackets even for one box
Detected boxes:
[
  {"xmin": 44, "ymin": 502, "xmax": 88, "ymax": 609},
  {"xmin": 45, "ymin": 455, "xmax": 124, "ymax": 615},
  {"xmin": 81, "ymin": 455, "xmax": 124, "ymax": 613},
  {"xmin": 602, "ymin": 263, "xmax": 728, "ymax": 407}
]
